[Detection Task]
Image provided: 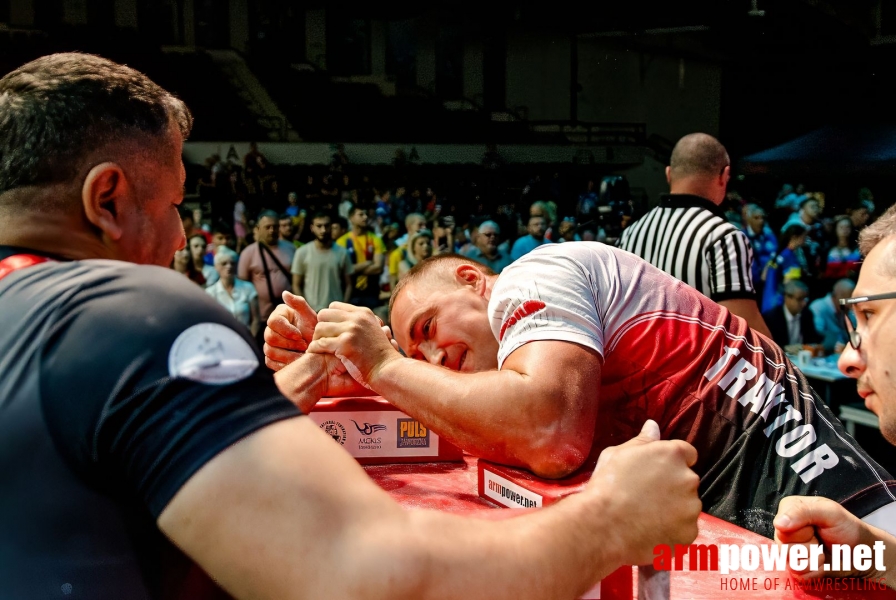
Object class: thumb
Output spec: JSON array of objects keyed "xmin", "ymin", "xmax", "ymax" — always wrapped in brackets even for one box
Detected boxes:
[
  {"xmin": 283, "ymin": 291, "xmax": 316, "ymax": 316},
  {"xmin": 619, "ymin": 419, "xmax": 660, "ymax": 447},
  {"xmin": 639, "ymin": 419, "xmax": 661, "ymax": 441},
  {"xmin": 594, "ymin": 420, "xmax": 661, "ymax": 474}
]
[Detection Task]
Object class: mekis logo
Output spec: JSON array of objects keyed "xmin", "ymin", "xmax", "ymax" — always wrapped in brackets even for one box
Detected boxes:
[
  {"xmin": 653, "ymin": 542, "xmax": 887, "ymax": 575},
  {"xmin": 351, "ymin": 420, "xmax": 387, "ymax": 436}
]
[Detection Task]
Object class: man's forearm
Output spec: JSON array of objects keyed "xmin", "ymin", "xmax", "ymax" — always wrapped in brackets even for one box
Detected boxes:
[
  {"xmin": 371, "ymin": 357, "xmax": 588, "ymax": 476},
  {"xmin": 392, "ymin": 492, "xmax": 620, "ymax": 600}
]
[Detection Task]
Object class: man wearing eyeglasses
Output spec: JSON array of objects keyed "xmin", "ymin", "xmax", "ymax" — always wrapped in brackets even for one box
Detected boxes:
[
  {"xmin": 465, "ymin": 220, "xmax": 512, "ymax": 274},
  {"xmin": 267, "ymin": 240, "xmax": 896, "ymax": 539},
  {"xmin": 775, "ymin": 205, "xmax": 896, "ymax": 588}
]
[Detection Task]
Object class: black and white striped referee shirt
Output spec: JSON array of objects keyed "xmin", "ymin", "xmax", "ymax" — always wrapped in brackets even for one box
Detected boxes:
[{"xmin": 618, "ymin": 194, "xmax": 755, "ymax": 301}]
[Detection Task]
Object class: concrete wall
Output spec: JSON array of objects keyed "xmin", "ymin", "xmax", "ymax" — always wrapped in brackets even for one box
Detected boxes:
[
  {"xmin": 114, "ymin": 0, "xmax": 137, "ymax": 28},
  {"xmin": 463, "ymin": 40, "xmax": 484, "ymax": 103},
  {"xmin": 62, "ymin": 0, "xmax": 88, "ymax": 25},
  {"xmin": 577, "ymin": 39, "xmax": 721, "ymax": 141},
  {"xmin": 505, "ymin": 30, "xmax": 571, "ymax": 121},
  {"xmin": 228, "ymin": 0, "xmax": 248, "ymax": 53},
  {"xmin": 415, "ymin": 17, "xmax": 437, "ymax": 93},
  {"xmin": 305, "ymin": 9, "xmax": 326, "ymax": 69}
]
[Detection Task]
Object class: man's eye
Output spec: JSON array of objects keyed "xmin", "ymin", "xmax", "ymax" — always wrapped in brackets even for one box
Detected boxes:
[{"xmin": 423, "ymin": 319, "xmax": 432, "ymax": 337}]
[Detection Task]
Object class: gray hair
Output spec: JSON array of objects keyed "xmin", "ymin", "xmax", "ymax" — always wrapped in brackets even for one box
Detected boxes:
[
  {"xmin": 214, "ymin": 246, "xmax": 239, "ymax": 266},
  {"xmin": 478, "ymin": 220, "xmax": 500, "ymax": 234}
]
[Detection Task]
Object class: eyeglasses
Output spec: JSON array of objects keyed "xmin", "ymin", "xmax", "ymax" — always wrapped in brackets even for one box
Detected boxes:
[
  {"xmin": 839, "ymin": 292, "xmax": 896, "ymax": 349},
  {"xmin": 480, "ymin": 231, "xmax": 498, "ymax": 237},
  {"xmin": 785, "ymin": 294, "xmax": 808, "ymax": 303}
]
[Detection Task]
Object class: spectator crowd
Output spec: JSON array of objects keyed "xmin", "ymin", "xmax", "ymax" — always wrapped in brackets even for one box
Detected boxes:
[{"xmin": 183, "ymin": 140, "xmax": 882, "ymax": 358}]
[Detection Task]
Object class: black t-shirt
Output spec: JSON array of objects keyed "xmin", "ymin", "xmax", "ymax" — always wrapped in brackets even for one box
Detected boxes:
[{"xmin": 0, "ymin": 247, "xmax": 301, "ymax": 599}]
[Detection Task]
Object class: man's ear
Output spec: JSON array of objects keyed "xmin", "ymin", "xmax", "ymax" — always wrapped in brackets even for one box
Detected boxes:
[
  {"xmin": 455, "ymin": 264, "xmax": 484, "ymax": 291},
  {"xmin": 720, "ymin": 165, "xmax": 731, "ymax": 187},
  {"xmin": 665, "ymin": 165, "xmax": 672, "ymax": 186},
  {"xmin": 82, "ymin": 162, "xmax": 128, "ymax": 241}
]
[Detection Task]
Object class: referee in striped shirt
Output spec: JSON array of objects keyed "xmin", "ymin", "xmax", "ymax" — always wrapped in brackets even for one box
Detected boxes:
[{"xmin": 619, "ymin": 133, "xmax": 772, "ymax": 337}]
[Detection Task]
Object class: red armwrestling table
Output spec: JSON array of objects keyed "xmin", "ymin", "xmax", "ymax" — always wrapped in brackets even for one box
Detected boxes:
[{"xmin": 364, "ymin": 456, "xmax": 895, "ymax": 600}]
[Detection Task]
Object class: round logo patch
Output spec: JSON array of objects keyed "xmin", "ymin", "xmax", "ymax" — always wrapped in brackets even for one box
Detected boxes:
[
  {"xmin": 168, "ymin": 323, "xmax": 259, "ymax": 385},
  {"xmin": 320, "ymin": 420, "xmax": 347, "ymax": 445}
]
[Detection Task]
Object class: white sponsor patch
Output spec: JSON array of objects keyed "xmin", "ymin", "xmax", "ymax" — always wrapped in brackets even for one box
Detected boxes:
[
  {"xmin": 168, "ymin": 323, "xmax": 258, "ymax": 384},
  {"xmin": 482, "ymin": 470, "xmax": 542, "ymax": 509}
]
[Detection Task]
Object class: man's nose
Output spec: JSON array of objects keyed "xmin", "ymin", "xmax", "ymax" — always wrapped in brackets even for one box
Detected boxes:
[
  {"xmin": 837, "ymin": 343, "xmax": 865, "ymax": 378},
  {"xmin": 419, "ymin": 342, "xmax": 446, "ymax": 367}
]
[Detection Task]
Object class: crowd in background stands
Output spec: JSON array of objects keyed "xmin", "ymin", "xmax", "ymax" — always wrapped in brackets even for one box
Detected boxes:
[{"xmin": 181, "ymin": 143, "xmax": 881, "ymax": 354}]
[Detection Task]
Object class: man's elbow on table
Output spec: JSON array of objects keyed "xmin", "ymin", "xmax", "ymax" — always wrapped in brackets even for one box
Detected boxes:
[{"xmin": 523, "ymin": 433, "xmax": 591, "ymax": 479}]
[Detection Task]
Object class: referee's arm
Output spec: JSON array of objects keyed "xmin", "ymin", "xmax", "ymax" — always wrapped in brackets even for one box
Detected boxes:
[
  {"xmin": 710, "ymin": 231, "xmax": 772, "ymax": 338},
  {"xmin": 719, "ymin": 297, "xmax": 772, "ymax": 338}
]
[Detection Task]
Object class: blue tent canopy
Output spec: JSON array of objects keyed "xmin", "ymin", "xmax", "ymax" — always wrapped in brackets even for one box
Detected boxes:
[{"xmin": 739, "ymin": 125, "xmax": 896, "ymax": 175}]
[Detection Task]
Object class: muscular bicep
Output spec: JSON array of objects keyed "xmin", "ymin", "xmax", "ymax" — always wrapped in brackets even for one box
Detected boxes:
[
  {"xmin": 501, "ymin": 340, "xmax": 602, "ymax": 470},
  {"xmin": 158, "ymin": 416, "xmax": 409, "ymax": 599}
]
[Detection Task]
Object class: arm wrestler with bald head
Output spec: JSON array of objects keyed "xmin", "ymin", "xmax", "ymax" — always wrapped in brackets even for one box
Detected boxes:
[{"xmin": 268, "ymin": 243, "xmax": 896, "ymax": 539}]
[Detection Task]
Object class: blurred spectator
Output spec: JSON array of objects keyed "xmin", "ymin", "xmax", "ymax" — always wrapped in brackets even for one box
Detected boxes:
[
  {"xmin": 279, "ymin": 213, "xmax": 300, "ymax": 248},
  {"xmin": 511, "ymin": 215, "xmax": 552, "ymax": 260},
  {"xmin": 576, "ymin": 180, "xmax": 599, "ymax": 223},
  {"xmin": 781, "ymin": 195, "xmax": 821, "ymax": 233},
  {"xmin": 189, "ymin": 234, "xmax": 218, "ymax": 288},
  {"xmin": 774, "ymin": 184, "xmax": 795, "ymax": 210},
  {"xmin": 336, "ymin": 205, "xmax": 386, "ymax": 309},
  {"xmin": 398, "ymin": 229, "xmax": 435, "ymax": 280},
  {"xmin": 331, "ymin": 143, "xmax": 350, "ymax": 172},
  {"xmin": 432, "ymin": 216, "xmax": 455, "ymax": 254},
  {"xmin": 304, "ymin": 174, "xmax": 321, "ymax": 205},
  {"xmin": 172, "ymin": 247, "xmax": 206, "ymax": 287},
  {"xmin": 389, "ymin": 213, "xmax": 427, "ymax": 291},
  {"xmin": 458, "ymin": 222, "xmax": 479, "ymax": 256},
  {"xmin": 809, "ymin": 278, "xmax": 856, "ymax": 355},
  {"xmin": 285, "ymin": 192, "xmax": 302, "ymax": 218},
  {"xmin": 291, "ymin": 212, "xmax": 352, "ymax": 312},
  {"xmin": 557, "ymin": 217, "xmax": 581, "ymax": 242},
  {"xmin": 762, "ymin": 280, "xmax": 821, "ymax": 350},
  {"xmin": 723, "ymin": 191, "xmax": 745, "ymax": 227},
  {"xmin": 181, "ymin": 209, "xmax": 212, "ymax": 245},
  {"xmin": 233, "ymin": 196, "xmax": 248, "ymax": 252},
  {"xmin": 761, "ymin": 224, "xmax": 808, "ymax": 313},
  {"xmin": 529, "ymin": 200, "xmax": 557, "ymax": 241},
  {"xmin": 776, "ymin": 183, "xmax": 807, "ymax": 212},
  {"xmin": 848, "ymin": 198, "xmax": 874, "ymax": 247},
  {"xmin": 466, "ymin": 220, "xmax": 512, "ymax": 274},
  {"xmin": 206, "ymin": 247, "xmax": 259, "ymax": 336},
  {"xmin": 210, "ymin": 221, "xmax": 236, "ymax": 257},
  {"xmin": 824, "ymin": 216, "xmax": 861, "ymax": 278},
  {"xmin": 331, "ymin": 215, "xmax": 349, "ymax": 241},
  {"xmin": 238, "ymin": 210, "xmax": 295, "ymax": 336},
  {"xmin": 781, "ymin": 195, "xmax": 824, "ymax": 277},
  {"xmin": 741, "ymin": 204, "xmax": 778, "ymax": 296}
]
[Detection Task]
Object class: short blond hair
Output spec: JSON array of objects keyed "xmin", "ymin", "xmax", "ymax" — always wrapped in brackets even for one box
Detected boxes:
[
  {"xmin": 389, "ymin": 254, "xmax": 495, "ymax": 313},
  {"xmin": 858, "ymin": 203, "xmax": 896, "ymax": 276}
]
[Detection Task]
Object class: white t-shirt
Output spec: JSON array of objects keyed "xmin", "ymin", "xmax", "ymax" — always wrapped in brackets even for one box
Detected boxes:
[{"xmin": 486, "ymin": 241, "xmax": 896, "ymax": 538}]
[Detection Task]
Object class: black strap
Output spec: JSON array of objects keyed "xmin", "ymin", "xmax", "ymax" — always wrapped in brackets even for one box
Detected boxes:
[{"xmin": 258, "ymin": 243, "xmax": 290, "ymax": 306}]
